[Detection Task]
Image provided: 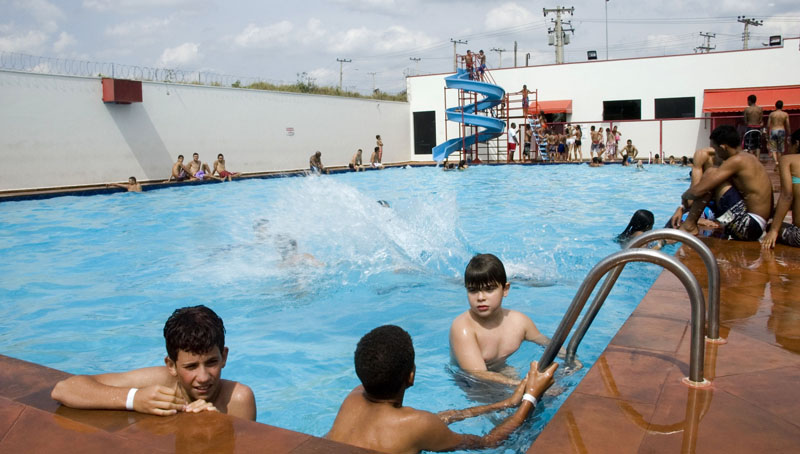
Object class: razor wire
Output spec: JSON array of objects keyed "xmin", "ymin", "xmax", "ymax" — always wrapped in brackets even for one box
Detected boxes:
[{"xmin": 0, "ymin": 51, "xmax": 291, "ymax": 88}]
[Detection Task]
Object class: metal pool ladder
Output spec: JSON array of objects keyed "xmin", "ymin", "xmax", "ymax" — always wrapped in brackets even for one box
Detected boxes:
[{"xmin": 537, "ymin": 229, "xmax": 721, "ymax": 387}]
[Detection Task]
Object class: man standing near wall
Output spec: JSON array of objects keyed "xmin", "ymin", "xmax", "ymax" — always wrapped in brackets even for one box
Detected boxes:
[
  {"xmin": 767, "ymin": 100, "xmax": 791, "ymax": 166},
  {"xmin": 743, "ymin": 94, "xmax": 763, "ymax": 155}
]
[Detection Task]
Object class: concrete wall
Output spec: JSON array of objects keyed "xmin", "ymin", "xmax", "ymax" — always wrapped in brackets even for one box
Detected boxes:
[
  {"xmin": 407, "ymin": 37, "xmax": 800, "ymax": 161},
  {"xmin": 0, "ymin": 70, "xmax": 410, "ymax": 191}
]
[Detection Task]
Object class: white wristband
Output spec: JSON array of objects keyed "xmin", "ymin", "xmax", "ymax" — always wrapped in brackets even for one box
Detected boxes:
[
  {"xmin": 522, "ymin": 393, "xmax": 537, "ymax": 407},
  {"xmin": 125, "ymin": 388, "xmax": 138, "ymax": 411}
]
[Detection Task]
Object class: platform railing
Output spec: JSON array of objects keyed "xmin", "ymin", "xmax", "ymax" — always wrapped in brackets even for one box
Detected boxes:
[
  {"xmin": 564, "ymin": 229, "xmax": 722, "ymax": 364},
  {"xmin": 537, "ymin": 248, "xmax": 710, "ymax": 386}
]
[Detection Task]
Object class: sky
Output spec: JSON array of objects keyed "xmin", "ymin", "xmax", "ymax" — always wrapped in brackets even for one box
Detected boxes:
[{"xmin": 1, "ymin": 0, "xmax": 799, "ymax": 94}]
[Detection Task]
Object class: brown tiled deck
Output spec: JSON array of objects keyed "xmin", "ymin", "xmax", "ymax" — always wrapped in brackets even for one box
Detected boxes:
[
  {"xmin": 2, "ymin": 161, "xmax": 798, "ymax": 453},
  {"xmin": 529, "ymin": 236, "xmax": 800, "ymax": 453}
]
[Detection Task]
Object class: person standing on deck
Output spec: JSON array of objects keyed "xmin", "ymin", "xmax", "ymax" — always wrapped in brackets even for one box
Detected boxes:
[
  {"xmin": 767, "ymin": 100, "xmax": 791, "ymax": 166},
  {"xmin": 743, "ymin": 94, "xmax": 764, "ymax": 155}
]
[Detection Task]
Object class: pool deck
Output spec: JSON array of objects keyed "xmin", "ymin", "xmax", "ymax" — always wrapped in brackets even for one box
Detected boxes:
[{"xmin": 2, "ymin": 163, "xmax": 799, "ymax": 453}]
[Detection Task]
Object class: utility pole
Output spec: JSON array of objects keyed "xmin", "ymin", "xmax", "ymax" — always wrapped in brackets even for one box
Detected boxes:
[
  {"xmin": 544, "ymin": 6, "xmax": 575, "ymax": 64},
  {"xmin": 409, "ymin": 57, "xmax": 421, "ymax": 75},
  {"xmin": 514, "ymin": 41, "xmax": 518, "ymax": 67},
  {"xmin": 605, "ymin": 0, "xmax": 609, "ymax": 60},
  {"xmin": 367, "ymin": 72, "xmax": 377, "ymax": 92},
  {"xmin": 490, "ymin": 47, "xmax": 506, "ymax": 68},
  {"xmin": 737, "ymin": 16, "xmax": 763, "ymax": 50},
  {"xmin": 694, "ymin": 32, "xmax": 716, "ymax": 53},
  {"xmin": 450, "ymin": 38, "xmax": 468, "ymax": 72},
  {"xmin": 336, "ymin": 58, "xmax": 351, "ymax": 90}
]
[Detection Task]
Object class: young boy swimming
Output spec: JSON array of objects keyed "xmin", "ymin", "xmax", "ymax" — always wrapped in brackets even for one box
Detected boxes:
[{"xmin": 449, "ymin": 253, "xmax": 552, "ymax": 385}]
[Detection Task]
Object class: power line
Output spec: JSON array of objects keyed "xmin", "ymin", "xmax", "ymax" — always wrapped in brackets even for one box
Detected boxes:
[
  {"xmin": 695, "ymin": 32, "xmax": 716, "ymax": 53},
  {"xmin": 336, "ymin": 58, "xmax": 351, "ymax": 90}
]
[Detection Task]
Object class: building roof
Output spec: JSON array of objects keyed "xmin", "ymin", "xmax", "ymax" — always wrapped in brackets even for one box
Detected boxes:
[{"xmin": 529, "ymin": 99, "xmax": 572, "ymax": 114}]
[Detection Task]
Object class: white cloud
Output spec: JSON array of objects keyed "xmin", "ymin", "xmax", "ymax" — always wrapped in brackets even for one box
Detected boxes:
[
  {"xmin": 53, "ymin": 31, "xmax": 76, "ymax": 52},
  {"xmin": 308, "ymin": 67, "xmax": 337, "ymax": 86},
  {"xmin": 233, "ymin": 21, "xmax": 293, "ymax": 48},
  {"xmin": 298, "ymin": 18, "xmax": 326, "ymax": 45},
  {"xmin": 106, "ymin": 17, "xmax": 171, "ymax": 37},
  {"xmin": 0, "ymin": 29, "xmax": 49, "ymax": 53},
  {"xmin": 83, "ymin": 0, "xmax": 195, "ymax": 12},
  {"xmin": 485, "ymin": 2, "xmax": 537, "ymax": 30},
  {"xmin": 14, "ymin": 0, "xmax": 63, "ymax": 33},
  {"xmin": 157, "ymin": 42, "xmax": 201, "ymax": 67},
  {"xmin": 333, "ymin": 0, "xmax": 397, "ymax": 14},
  {"xmin": 328, "ymin": 25, "xmax": 436, "ymax": 53}
]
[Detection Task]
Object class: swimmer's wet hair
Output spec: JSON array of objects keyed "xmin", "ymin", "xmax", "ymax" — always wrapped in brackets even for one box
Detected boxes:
[
  {"xmin": 465, "ymin": 253, "xmax": 507, "ymax": 290},
  {"xmin": 709, "ymin": 125, "xmax": 740, "ymax": 148},
  {"xmin": 164, "ymin": 305, "xmax": 225, "ymax": 361},
  {"xmin": 355, "ymin": 325, "xmax": 415, "ymax": 399}
]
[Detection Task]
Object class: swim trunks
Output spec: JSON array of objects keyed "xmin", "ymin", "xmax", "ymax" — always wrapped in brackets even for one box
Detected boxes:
[
  {"xmin": 575, "ymin": 139, "xmax": 582, "ymax": 146},
  {"xmin": 219, "ymin": 170, "xmax": 234, "ymax": 178},
  {"xmin": 743, "ymin": 126, "xmax": 761, "ymax": 151},
  {"xmin": 558, "ymin": 143, "xmax": 566, "ymax": 154},
  {"xmin": 793, "ymin": 176, "xmax": 800, "ymax": 185},
  {"xmin": 591, "ymin": 142, "xmax": 600, "ymax": 152},
  {"xmin": 768, "ymin": 129, "xmax": 786, "ymax": 154},
  {"xmin": 177, "ymin": 170, "xmax": 188, "ymax": 181},
  {"xmin": 711, "ymin": 187, "xmax": 766, "ymax": 241},
  {"xmin": 777, "ymin": 223, "xmax": 800, "ymax": 247},
  {"xmin": 522, "ymin": 97, "xmax": 529, "ymax": 109},
  {"xmin": 194, "ymin": 171, "xmax": 206, "ymax": 180}
]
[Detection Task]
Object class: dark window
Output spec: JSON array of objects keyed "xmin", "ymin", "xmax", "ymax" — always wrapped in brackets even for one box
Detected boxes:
[
  {"xmin": 603, "ymin": 100, "xmax": 641, "ymax": 121},
  {"xmin": 413, "ymin": 111, "xmax": 436, "ymax": 155},
  {"xmin": 655, "ymin": 97, "xmax": 695, "ymax": 119}
]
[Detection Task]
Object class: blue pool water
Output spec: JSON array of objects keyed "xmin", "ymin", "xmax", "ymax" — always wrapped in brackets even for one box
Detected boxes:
[{"xmin": 0, "ymin": 163, "xmax": 689, "ymax": 453}]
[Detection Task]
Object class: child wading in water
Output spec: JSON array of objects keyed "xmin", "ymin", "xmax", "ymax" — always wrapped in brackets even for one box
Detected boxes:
[{"xmin": 449, "ymin": 254, "xmax": 573, "ymax": 385}]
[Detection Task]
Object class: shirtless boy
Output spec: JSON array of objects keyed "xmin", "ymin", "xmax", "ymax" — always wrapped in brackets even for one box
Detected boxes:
[
  {"xmin": 51, "ymin": 305, "xmax": 256, "ymax": 421},
  {"xmin": 350, "ymin": 149, "xmax": 364, "ymax": 172},
  {"xmin": 763, "ymin": 129, "xmax": 800, "ymax": 249},
  {"xmin": 169, "ymin": 155, "xmax": 189, "ymax": 182},
  {"xmin": 450, "ymin": 254, "xmax": 554, "ymax": 386},
  {"xmin": 477, "ymin": 50, "xmax": 487, "ymax": 81},
  {"xmin": 743, "ymin": 94, "xmax": 763, "ymax": 154},
  {"xmin": 212, "ymin": 154, "xmax": 241, "ymax": 181},
  {"xmin": 680, "ymin": 125, "xmax": 773, "ymax": 241},
  {"xmin": 670, "ymin": 146, "xmax": 720, "ymax": 228},
  {"xmin": 590, "ymin": 126, "xmax": 601, "ymax": 159},
  {"xmin": 464, "ymin": 50, "xmax": 474, "ymax": 80},
  {"xmin": 109, "ymin": 176, "xmax": 142, "ymax": 192},
  {"xmin": 767, "ymin": 100, "xmax": 791, "ymax": 166},
  {"xmin": 620, "ymin": 139, "xmax": 638, "ymax": 163},
  {"xmin": 326, "ymin": 325, "xmax": 557, "ymax": 454},
  {"xmin": 309, "ymin": 151, "xmax": 325, "ymax": 174},
  {"xmin": 188, "ymin": 153, "xmax": 218, "ymax": 181}
]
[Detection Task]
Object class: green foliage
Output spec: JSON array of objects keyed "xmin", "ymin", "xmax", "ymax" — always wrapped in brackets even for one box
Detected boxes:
[{"xmin": 239, "ymin": 75, "xmax": 406, "ymax": 101}]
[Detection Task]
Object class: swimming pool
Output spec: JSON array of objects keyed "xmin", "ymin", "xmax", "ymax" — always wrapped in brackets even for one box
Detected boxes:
[{"xmin": 0, "ymin": 163, "xmax": 689, "ymax": 452}]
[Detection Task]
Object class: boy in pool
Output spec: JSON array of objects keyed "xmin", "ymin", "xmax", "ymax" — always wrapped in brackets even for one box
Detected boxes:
[
  {"xmin": 450, "ymin": 253, "xmax": 558, "ymax": 386},
  {"xmin": 51, "ymin": 305, "xmax": 256, "ymax": 420},
  {"xmin": 326, "ymin": 325, "xmax": 557, "ymax": 454}
]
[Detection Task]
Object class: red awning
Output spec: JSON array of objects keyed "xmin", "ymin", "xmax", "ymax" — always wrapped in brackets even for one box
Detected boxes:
[
  {"xmin": 529, "ymin": 100, "xmax": 572, "ymax": 115},
  {"xmin": 702, "ymin": 85, "xmax": 800, "ymax": 113}
]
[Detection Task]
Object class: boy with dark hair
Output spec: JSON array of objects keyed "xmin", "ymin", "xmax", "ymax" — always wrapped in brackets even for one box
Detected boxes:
[
  {"xmin": 450, "ymin": 254, "xmax": 554, "ymax": 385},
  {"xmin": 326, "ymin": 325, "xmax": 558, "ymax": 454},
  {"xmin": 680, "ymin": 125, "xmax": 773, "ymax": 241},
  {"xmin": 763, "ymin": 128, "xmax": 800, "ymax": 249},
  {"xmin": 51, "ymin": 305, "xmax": 256, "ymax": 420}
]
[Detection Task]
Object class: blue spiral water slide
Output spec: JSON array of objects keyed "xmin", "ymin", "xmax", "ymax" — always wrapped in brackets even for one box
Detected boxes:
[{"xmin": 432, "ymin": 69, "xmax": 506, "ymax": 162}]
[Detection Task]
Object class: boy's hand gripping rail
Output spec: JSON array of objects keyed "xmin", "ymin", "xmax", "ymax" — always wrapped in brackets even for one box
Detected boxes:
[
  {"xmin": 564, "ymin": 229, "xmax": 722, "ymax": 364},
  {"xmin": 537, "ymin": 248, "xmax": 710, "ymax": 386}
]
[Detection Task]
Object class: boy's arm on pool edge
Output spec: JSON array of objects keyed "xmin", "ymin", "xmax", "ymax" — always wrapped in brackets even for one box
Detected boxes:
[{"xmin": 51, "ymin": 366, "xmax": 186, "ymax": 415}]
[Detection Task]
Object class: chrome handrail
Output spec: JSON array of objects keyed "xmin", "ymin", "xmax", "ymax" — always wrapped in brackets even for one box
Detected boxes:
[
  {"xmin": 538, "ymin": 248, "xmax": 708, "ymax": 384},
  {"xmin": 564, "ymin": 229, "xmax": 721, "ymax": 363}
]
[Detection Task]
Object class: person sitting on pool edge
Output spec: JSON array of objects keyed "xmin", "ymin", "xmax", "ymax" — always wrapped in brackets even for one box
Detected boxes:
[
  {"xmin": 450, "ymin": 253, "xmax": 572, "ymax": 386},
  {"xmin": 50, "ymin": 305, "xmax": 256, "ymax": 420},
  {"xmin": 762, "ymin": 128, "xmax": 800, "ymax": 249},
  {"xmin": 679, "ymin": 125, "xmax": 773, "ymax": 241},
  {"xmin": 325, "ymin": 325, "xmax": 558, "ymax": 454}
]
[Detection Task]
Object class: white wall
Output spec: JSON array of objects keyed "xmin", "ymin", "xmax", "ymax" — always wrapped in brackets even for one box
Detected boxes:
[
  {"xmin": 0, "ymin": 71, "xmax": 410, "ymax": 191},
  {"xmin": 407, "ymin": 38, "xmax": 800, "ymax": 161}
]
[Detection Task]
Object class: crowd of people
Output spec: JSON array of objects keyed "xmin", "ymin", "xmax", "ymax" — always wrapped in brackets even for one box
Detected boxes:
[{"xmin": 51, "ymin": 251, "xmax": 563, "ymax": 453}]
